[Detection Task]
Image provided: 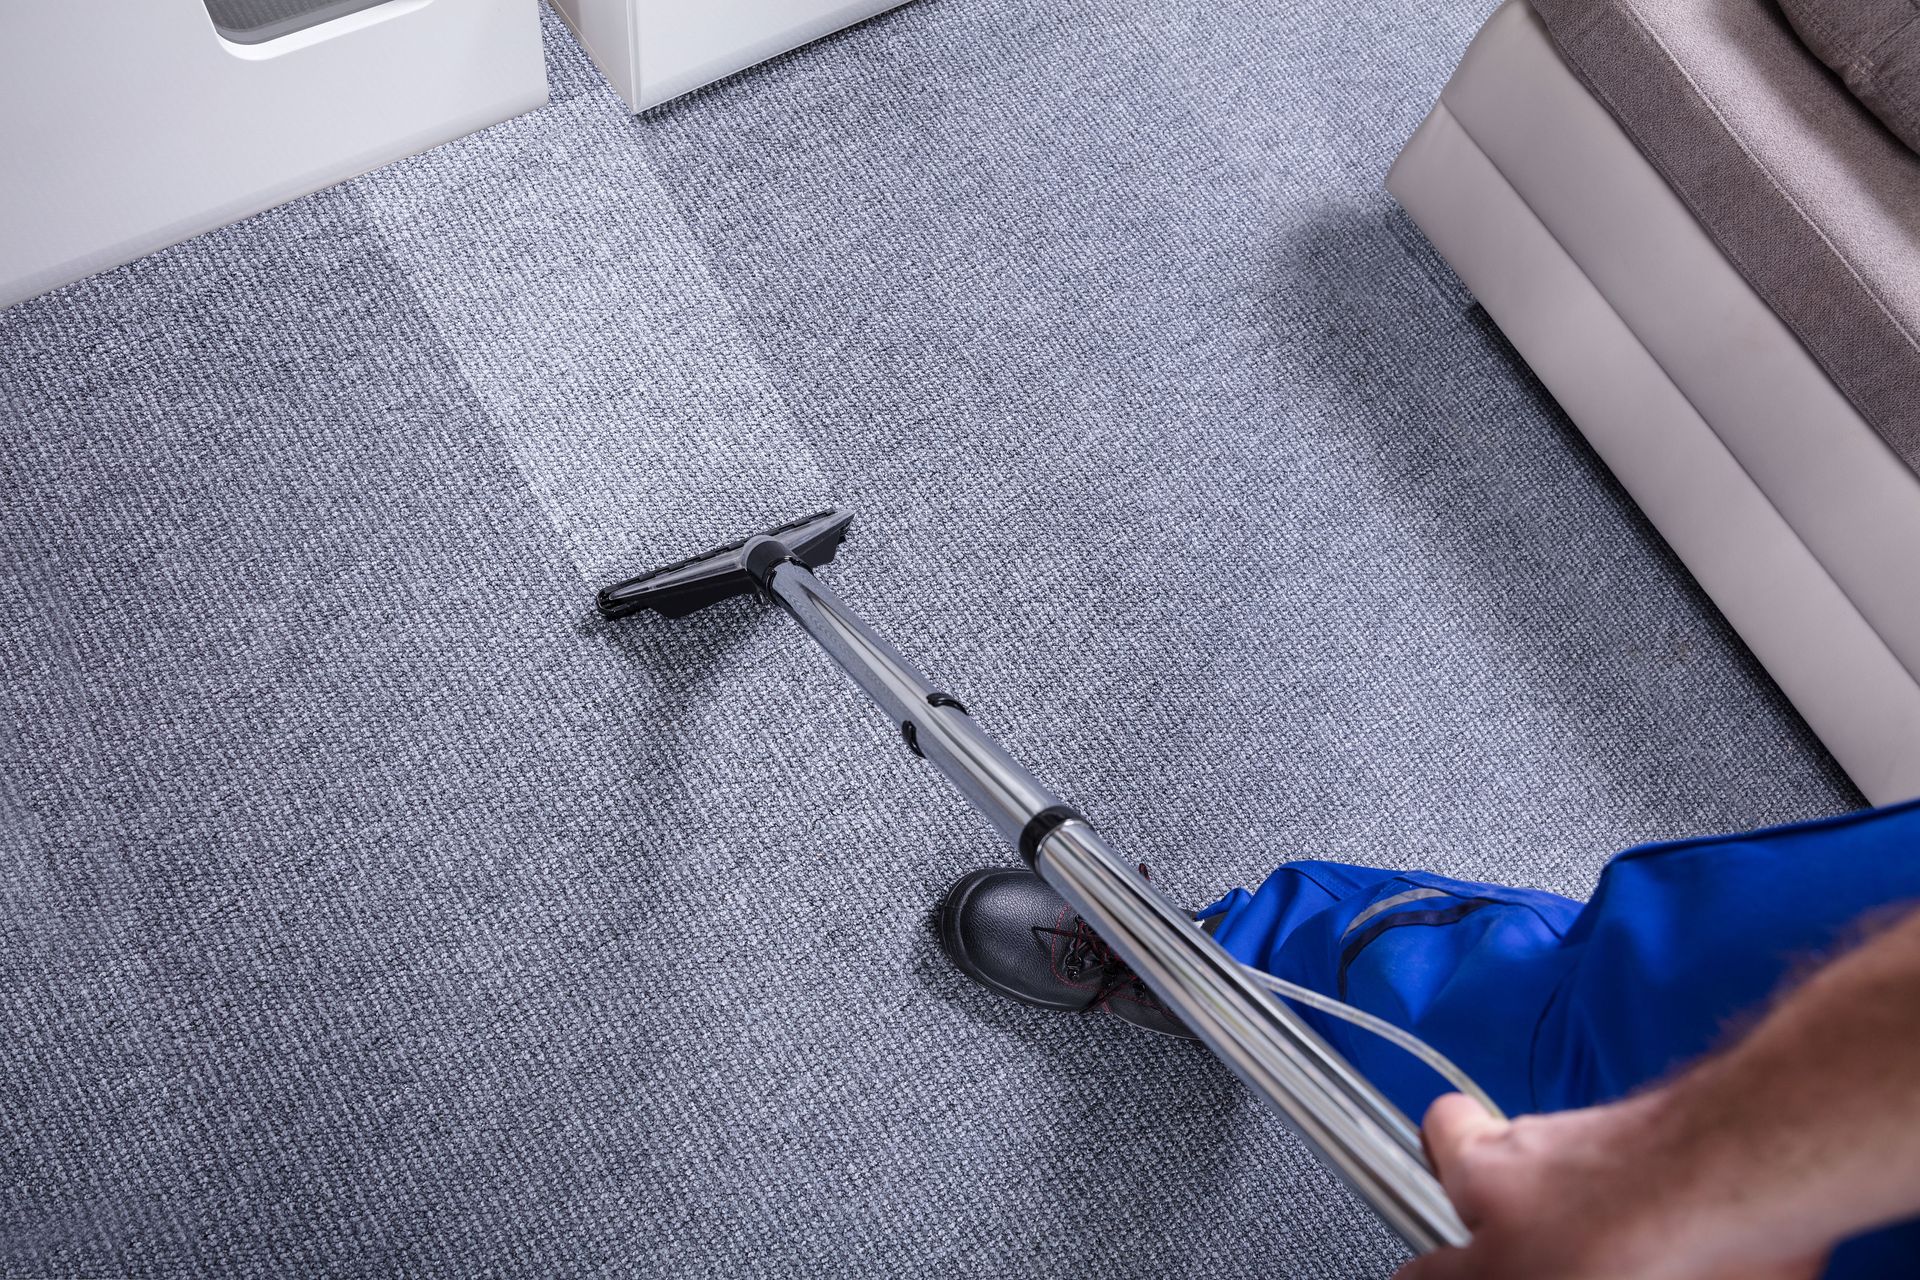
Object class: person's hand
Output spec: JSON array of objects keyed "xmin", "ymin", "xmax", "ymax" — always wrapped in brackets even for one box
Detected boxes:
[{"xmin": 1393, "ymin": 1093, "xmax": 1827, "ymax": 1280}]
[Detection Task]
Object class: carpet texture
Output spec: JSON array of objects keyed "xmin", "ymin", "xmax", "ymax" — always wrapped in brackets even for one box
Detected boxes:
[{"xmin": 0, "ymin": 2, "xmax": 1860, "ymax": 1276}]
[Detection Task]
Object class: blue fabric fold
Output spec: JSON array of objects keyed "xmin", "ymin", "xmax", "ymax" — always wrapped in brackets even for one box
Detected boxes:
[{"xmin": 1201, "ymin": 798, "xmax": 1920, "ymax": 1275}]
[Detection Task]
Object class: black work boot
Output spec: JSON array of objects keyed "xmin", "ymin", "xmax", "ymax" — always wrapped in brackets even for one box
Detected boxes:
[{"xmin": 937, "ymin": 866, "xmax": 1198, "ymax": 1039}]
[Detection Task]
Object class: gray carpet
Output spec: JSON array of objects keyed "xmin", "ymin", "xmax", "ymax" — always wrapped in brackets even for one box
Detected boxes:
[{"xmin": 0, "ymin": 2, "xmax": 1860, "ymax": 1276}]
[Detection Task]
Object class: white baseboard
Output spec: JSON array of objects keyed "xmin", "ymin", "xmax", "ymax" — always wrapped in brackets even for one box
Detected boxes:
[{"xmin": 547, "ymin": 0, "xmax": 910, "ymax": 113}]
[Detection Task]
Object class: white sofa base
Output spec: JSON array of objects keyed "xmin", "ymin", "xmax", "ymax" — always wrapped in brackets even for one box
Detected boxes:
[{"xmin": 1387, "ymin": 4, "xmax": 1920, "ymax": 805}]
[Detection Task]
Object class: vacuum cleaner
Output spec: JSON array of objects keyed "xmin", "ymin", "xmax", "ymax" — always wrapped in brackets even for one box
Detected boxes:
[{"xmin": 597, "ymin": 509, "xmax": 1471, "ymax": 1256}]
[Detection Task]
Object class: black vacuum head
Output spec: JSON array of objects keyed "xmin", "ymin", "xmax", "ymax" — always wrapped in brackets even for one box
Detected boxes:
[{"xmin": 596, "ymin": 510, "xmax": 853, "ymax": 620}]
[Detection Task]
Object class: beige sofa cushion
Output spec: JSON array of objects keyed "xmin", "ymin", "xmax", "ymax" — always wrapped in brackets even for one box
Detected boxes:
[
  {"xmin": 1779, "ymin": 0, "xmax": 1920, "ymax": 155},
  {"xmin": 1529, "ymin": 0, "xmax": 1920, "ymax": 478}
]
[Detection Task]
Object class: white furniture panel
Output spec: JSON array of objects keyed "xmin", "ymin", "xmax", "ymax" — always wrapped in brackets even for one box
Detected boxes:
[
  {"xmin": 0, "ymin": 0, "xmax": 548, "ymax": 309},
  {"xmin": 1387, "ymin": 2, "xmax": 1920, "ymax": 804},
  {"xmin": 548, "ymin": 0, "xmax": 909, "ymax": 113}
]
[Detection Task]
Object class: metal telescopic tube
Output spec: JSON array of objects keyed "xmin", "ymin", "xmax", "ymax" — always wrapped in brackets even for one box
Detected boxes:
[
  {"xmin": 1032, "ymin": 821, "xmax": 1467, "ymax": 1253},
  {"xmin": 760, "ymin": 559, "xmax": 1470, "ymax": 1255}
]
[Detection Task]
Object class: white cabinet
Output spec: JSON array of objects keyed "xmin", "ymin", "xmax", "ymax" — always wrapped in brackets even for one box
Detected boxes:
[
  {"xmin": 0, "ymin": 0, "xmax": 547, "ymax": 308},
  {"xmin": 548, "ymin": 0, "xmax": 910, "ymax": 113}
]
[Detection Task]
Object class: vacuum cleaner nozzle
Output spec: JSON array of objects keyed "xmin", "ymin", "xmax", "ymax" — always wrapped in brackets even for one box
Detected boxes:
[{"xmin": 596, "ymin": 509, "xmax": 854, "ymax": 620}]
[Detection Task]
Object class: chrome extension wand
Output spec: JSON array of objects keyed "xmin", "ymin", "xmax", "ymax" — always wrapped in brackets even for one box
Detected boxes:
[{"xmin": 598, "ymin": 510, "xmax": 1469, "ymax": 1255}]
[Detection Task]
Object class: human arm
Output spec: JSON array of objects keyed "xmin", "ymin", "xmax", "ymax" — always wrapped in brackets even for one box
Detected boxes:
[{"xmin": 1396, "ymin": 903, "xmax": 1920, "ymax": 1279}]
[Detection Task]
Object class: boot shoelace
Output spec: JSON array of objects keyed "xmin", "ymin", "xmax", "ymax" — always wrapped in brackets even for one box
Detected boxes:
[
  {"xmin": 1031, "ymin": 916, "xmax": 1153, "ymax": 1009},
  {"xmin": 1030, "ymin": 864, "xmax": 1167, "ymax": 1010}
]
